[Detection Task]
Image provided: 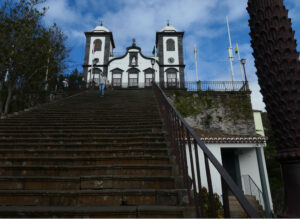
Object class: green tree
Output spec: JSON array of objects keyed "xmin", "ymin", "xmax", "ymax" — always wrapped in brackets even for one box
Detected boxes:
[{"xmin": 0, "ymin": 0, "xmax": 68, "ymax": 115}]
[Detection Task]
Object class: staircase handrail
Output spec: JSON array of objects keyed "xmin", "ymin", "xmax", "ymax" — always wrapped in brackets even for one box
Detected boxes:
[
  {"xmin": 242, "ymin": 174, "xmax": 264, "ymax": 210},
  {"xmin": 244, "ymin": 174, "xmax": 263, "ymax": 194},
  {"xmin": 152, "ymin": 82, "xmax": 260, "ymax": 218}
]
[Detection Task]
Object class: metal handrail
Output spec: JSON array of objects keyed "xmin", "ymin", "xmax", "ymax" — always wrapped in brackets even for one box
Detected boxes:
[
  {"xmin": 152, "ymin": 82, "xmax": 259, "ymax": 218},
  {"xmin": 242, "ymin": 174, "xmax": 264, "ymax": 209},
  {"xmin": 185, "ymin": 81, "xmax": 249, "ymax": 92}
]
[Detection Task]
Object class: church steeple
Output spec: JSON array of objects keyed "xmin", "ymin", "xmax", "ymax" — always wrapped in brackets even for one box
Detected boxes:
[{"xmin": 83, "ymin": 24, "xmax": 115, "ymax": 85}]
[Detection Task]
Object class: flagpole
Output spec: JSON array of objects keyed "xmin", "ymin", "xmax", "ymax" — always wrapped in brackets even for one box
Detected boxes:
[
  {"xmin": 236, "ymin": 43, "xmax": 244, "ymax": 81},
  {"xmin": 226, "ymin": 16, "xmax": 235, "ymax": 84},
  {"xmin": 194, "ymin": 44, "xmax": 198, "ymax": 82}
]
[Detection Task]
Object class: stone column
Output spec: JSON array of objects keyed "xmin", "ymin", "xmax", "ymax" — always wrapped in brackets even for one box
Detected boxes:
[{"xmin": 247, "ymin": 0, "xmax": 300, "ymax": 217}]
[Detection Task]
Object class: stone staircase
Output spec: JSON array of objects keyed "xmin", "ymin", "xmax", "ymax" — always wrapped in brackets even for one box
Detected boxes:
[
  {"xmin": 0, "ymin": 90, "xmax": 190, "ymax": 217},
  {"xmin": 229, "ymin": 195, "xmax": 265, "ymax": 218}
]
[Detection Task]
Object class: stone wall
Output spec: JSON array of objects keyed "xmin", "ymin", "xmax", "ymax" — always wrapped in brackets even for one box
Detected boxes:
[{"xmin": 166, "ymin": 90, "xmax": 256, "ymax": 136}]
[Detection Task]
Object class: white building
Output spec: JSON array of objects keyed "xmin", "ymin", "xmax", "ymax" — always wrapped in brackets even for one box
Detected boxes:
[
  {"xmin": 82, "ymin": 23, "xmax": 185, "ymax": 88},
  {"xmin": 186, "ymin": 111, "xmax": 273, "ymax": 216}
]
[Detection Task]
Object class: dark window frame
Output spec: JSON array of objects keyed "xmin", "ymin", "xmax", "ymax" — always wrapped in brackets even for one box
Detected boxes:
[
  {"xmin": 166, "ymin": 39, "xmax": 175, "ymax": 51},
  {"xmin": 94, "ymin": 39, "xmax": 102, "ymax": 52}
]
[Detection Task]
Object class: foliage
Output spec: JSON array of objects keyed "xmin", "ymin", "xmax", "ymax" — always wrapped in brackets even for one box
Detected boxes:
[
  {"xmin": 200, "ymin": 187, "xmax": 224, "ymax": 218},
  {"xmin": 167, "ymin": 90, "xmax": 253, "ymax": 121},
  {"xmin": 261, "ymin": 112, "xmax": 284, "ymax": 215},
  {"xmin": 0, "ymin": 0, "xmax": 68, "ymax": 115}
]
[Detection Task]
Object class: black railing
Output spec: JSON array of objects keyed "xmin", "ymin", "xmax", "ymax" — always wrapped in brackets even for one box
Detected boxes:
[
  {"xmin": 152, "ymin": 82, "xmax": 259, "ymax": 218},
  {"xmin": 242, "ymin": 175, "xmax": 265, "ymax": 210},
  {"xmin": 185, "ymin": 81, "xmax": 249, "ymax": 92}
]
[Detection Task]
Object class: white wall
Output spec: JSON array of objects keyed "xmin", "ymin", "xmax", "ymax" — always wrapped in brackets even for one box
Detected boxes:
[
  {"xmin": 163, "ymin": 36, "xmax": 179, "ymax": 65},
  {"xmin": 107, "ymin": 49, "xmax": 159, "ymax": 87},
  {"xmin": 185, "ymin": 142, "xmax": 272, "ymax": 210},
  {"xmin": 87, "ymin": 36, "xmax": 106, "ymax": 83}
]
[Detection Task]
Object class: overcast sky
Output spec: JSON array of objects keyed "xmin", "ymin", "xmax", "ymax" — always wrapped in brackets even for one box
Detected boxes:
[{"xmin": 41, "ymin": 0, "xmax": 300, "ymax": 111}]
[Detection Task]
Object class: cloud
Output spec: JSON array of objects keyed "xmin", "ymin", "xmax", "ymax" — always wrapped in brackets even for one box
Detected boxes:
[{"xmin": 40, "ymin": 0, "xmax": 299, "ymax": 111}]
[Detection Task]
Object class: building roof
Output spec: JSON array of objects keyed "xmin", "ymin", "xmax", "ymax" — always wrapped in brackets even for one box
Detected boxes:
[
  {"xmin": 93, "ymin": 25, "xmax": 110, "ymax": 32},
  {"xmin": 192, "ymin": 128, "xmax": 267, "ymax": 144},
  {"xmin": 160, "ymin": 25, "xmax": 177, "ymax": 32}
]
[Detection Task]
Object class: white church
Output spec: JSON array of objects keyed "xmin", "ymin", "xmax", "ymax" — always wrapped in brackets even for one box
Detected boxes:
[{"xmin": 82, "ymin": 23, "xmax": 185, "ymax": 88}]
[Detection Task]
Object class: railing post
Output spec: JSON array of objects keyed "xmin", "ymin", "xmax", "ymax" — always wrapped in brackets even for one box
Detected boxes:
[
  {"xmin": 193, "ymin": 139, "xmax": 204, "ymax": 217},
  {"xmin": 221, "ymin": 177, "xmax": 231, "ymax": 218},
  {"xmin": 204, "ymin": 154, "xmax": 216, "ymax": 217},
  {"xmin": 186, "ymin": 131, "xmax": 200, "ymax": 217}
]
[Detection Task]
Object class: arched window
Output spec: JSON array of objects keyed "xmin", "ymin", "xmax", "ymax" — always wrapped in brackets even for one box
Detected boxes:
[
  {"xmin": 93, "ymin": 39, "xmax": 102, "ymax": 52},
  {"xmin": 166, "ymin": 39, "xmax": 175, "ymax": 51},
  {"xmin": 166, "ymin": 68, "xmax": 178, "ymax": 87}
]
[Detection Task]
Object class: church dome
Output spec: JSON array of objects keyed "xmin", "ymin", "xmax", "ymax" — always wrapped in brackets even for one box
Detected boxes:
[
  {"xmin": 93, "ymin": 25, "xmax": 110, "ymax": 32},
  {"xmin": 160, "ymin": 25, "xmax": 177, "ymax": 32}
]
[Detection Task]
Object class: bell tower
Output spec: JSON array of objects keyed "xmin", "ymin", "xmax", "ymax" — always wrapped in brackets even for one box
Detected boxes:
[
  {"xmin": 156, "ymin": 23, "xmax": 185, "ymax": 87},
  {"xmin": 83, "ymin": 23, "xmax": 115, "ymax": 84}
]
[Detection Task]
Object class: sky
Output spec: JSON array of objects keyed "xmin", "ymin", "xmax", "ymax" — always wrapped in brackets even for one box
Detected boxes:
[{"xmin": 41, "ymin": 0, "xmax": 300, "ymax": 111}]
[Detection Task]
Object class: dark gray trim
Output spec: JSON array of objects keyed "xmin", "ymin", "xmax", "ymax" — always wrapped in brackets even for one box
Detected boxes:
[
  {"xmin": 179, "ymin": 66, "xmax": 185, "ymax": 88},
  {"xmin": 126, "ymin": 67, "xmax": 140, "ymax": 73},
  {"xmin": 143, "ymin": 68, "xmax": 155, "ymax": 73},
  {"xmin": 110, "ymin": 68, "xmax": 124, "ymax": 73},
  {"xmin": 178, "ymin": 36, "xmax": 184, "ymax": 65},
  {"xmin": 165, "ymin": 67, "xmax": 179, "ymax": 73},
  {"xmin": 107, "ymin": 49, "xmax": 160, "ymax": 66},
  {"xmin": 160, "ymin": 64, "xmax": 186, "ymax": 67},
  {"xmin": 83, "ymin": 36, "xmax": 91, "ymax": 81},
  {"xmin": 85, "ymin": 32, "xmax": 115, "ymax": 48},
  {"xmin": 103, "ymin": 36, "xmax": 111, "ymax": 76},
  {"xmin": 156, "ymin": 32, "xmax": 184, "ymax": 45},
  {"xmin": 158, "ymin": 35, "xmax": 164, "ymax": 83}
]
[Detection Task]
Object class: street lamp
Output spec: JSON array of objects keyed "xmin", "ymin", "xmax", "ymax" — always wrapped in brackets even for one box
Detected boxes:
[
  {"xmin": 240, "ymin": 58, "xmax": 249, "ymax": 90},
  {"xmin": 151, "ymin": 59, "xmax": 155, "ymax": 86},
  {"xmin": 92, "ymin": 58, "xmax": 99, "ymax": 88}
]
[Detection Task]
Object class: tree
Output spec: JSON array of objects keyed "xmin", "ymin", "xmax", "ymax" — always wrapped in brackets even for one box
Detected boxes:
[{"xmin": 0, "ymin": 0, "xmax": 68, "ymax": 115}]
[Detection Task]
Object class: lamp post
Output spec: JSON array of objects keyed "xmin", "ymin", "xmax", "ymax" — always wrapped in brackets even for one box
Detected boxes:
[
  {"xmin": 240, "ymin": 58, "xmax": 249, "ymax": 90},
  {"xmin": 92, "ymin": 58, "xmax": 99, "ymax": 88},
  {"xmin": 151, "ymin": 59, "xmax": 155, "ymax": 86}
]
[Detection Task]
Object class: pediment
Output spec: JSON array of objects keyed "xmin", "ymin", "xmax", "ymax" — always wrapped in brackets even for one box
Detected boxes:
[
  {"xmin": 143, "ymin": 68, "xmax": 155, "ymax": 73},
  {"xmin": 111, "ymin": 68, "xmax": 124, "ymax": 73},
  {"xmin": 127, "ymin": 67, "xmax": 140, "ymax": 73}
]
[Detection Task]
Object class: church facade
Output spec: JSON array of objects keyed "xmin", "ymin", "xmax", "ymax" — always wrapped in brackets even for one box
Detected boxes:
[{"xmin": 82, "ymin": 24, "xmax": 185, "ymax": 88}]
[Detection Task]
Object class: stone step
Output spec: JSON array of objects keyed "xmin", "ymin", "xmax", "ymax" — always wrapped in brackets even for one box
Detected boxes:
[
  {"xmin": 0, "ymin": 124, "xmax": 163, "ymax": 131},
  {"xmin": 0, "ymin": 175, "xmax": 178, "ymax": 190},
  {"xmin": 0, "ymin": 121, "xmax": 163, "ymax": 126},
  {"xmin": 0, "ymin": 128, "xmax": 161, "ymax": 134},
  {"xmin": 0, "ymin": 136, "xmax": 166, "ymax": 144},
  {"xmin": 0, "ymin": 189, "xmax": 183, "ymax": 206},
  {"xmin": 0, "ymin": 142, "xmax": 168, "ymax": 150},
  {"xmin": 0, "ymin": 148, "xmax": 168, "ymax": 158},
  {"xmin": 0, "ymin": 164, "xmax": 174, "ymax": 177},
  {"xmin": 0, "ymin": 132, "xmax": 164, "ymax": 138},
  {"xmin": 0, "ymin": 205, "xmax": 185, "ymax": 218},
  {"xmin": 0, "ymin": 156, "xmax": 170, "ymax": 166}
]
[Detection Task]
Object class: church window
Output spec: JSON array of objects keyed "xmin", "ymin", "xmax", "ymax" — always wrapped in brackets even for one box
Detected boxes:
[
  {"xmin": 145, "ymin": 73, "xmax": 153, "ymax": 87},
  {"xmin": 129, "ymin": 73, "xmax": 138, "ymax": 87},
  {"xmin": 166, "ymin": 68, "xmax": 178, "ymax": 87},
  {"xmin": 112, "ymin": 73, "xmax": 122, "ymax": 87},
  {"xmin": 93, "ymin": 39, "xmax": 102, "ymax": 52},
  {"xmin": 166, "ymin": 39, "xmax": 175, "ymax": 51}
]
